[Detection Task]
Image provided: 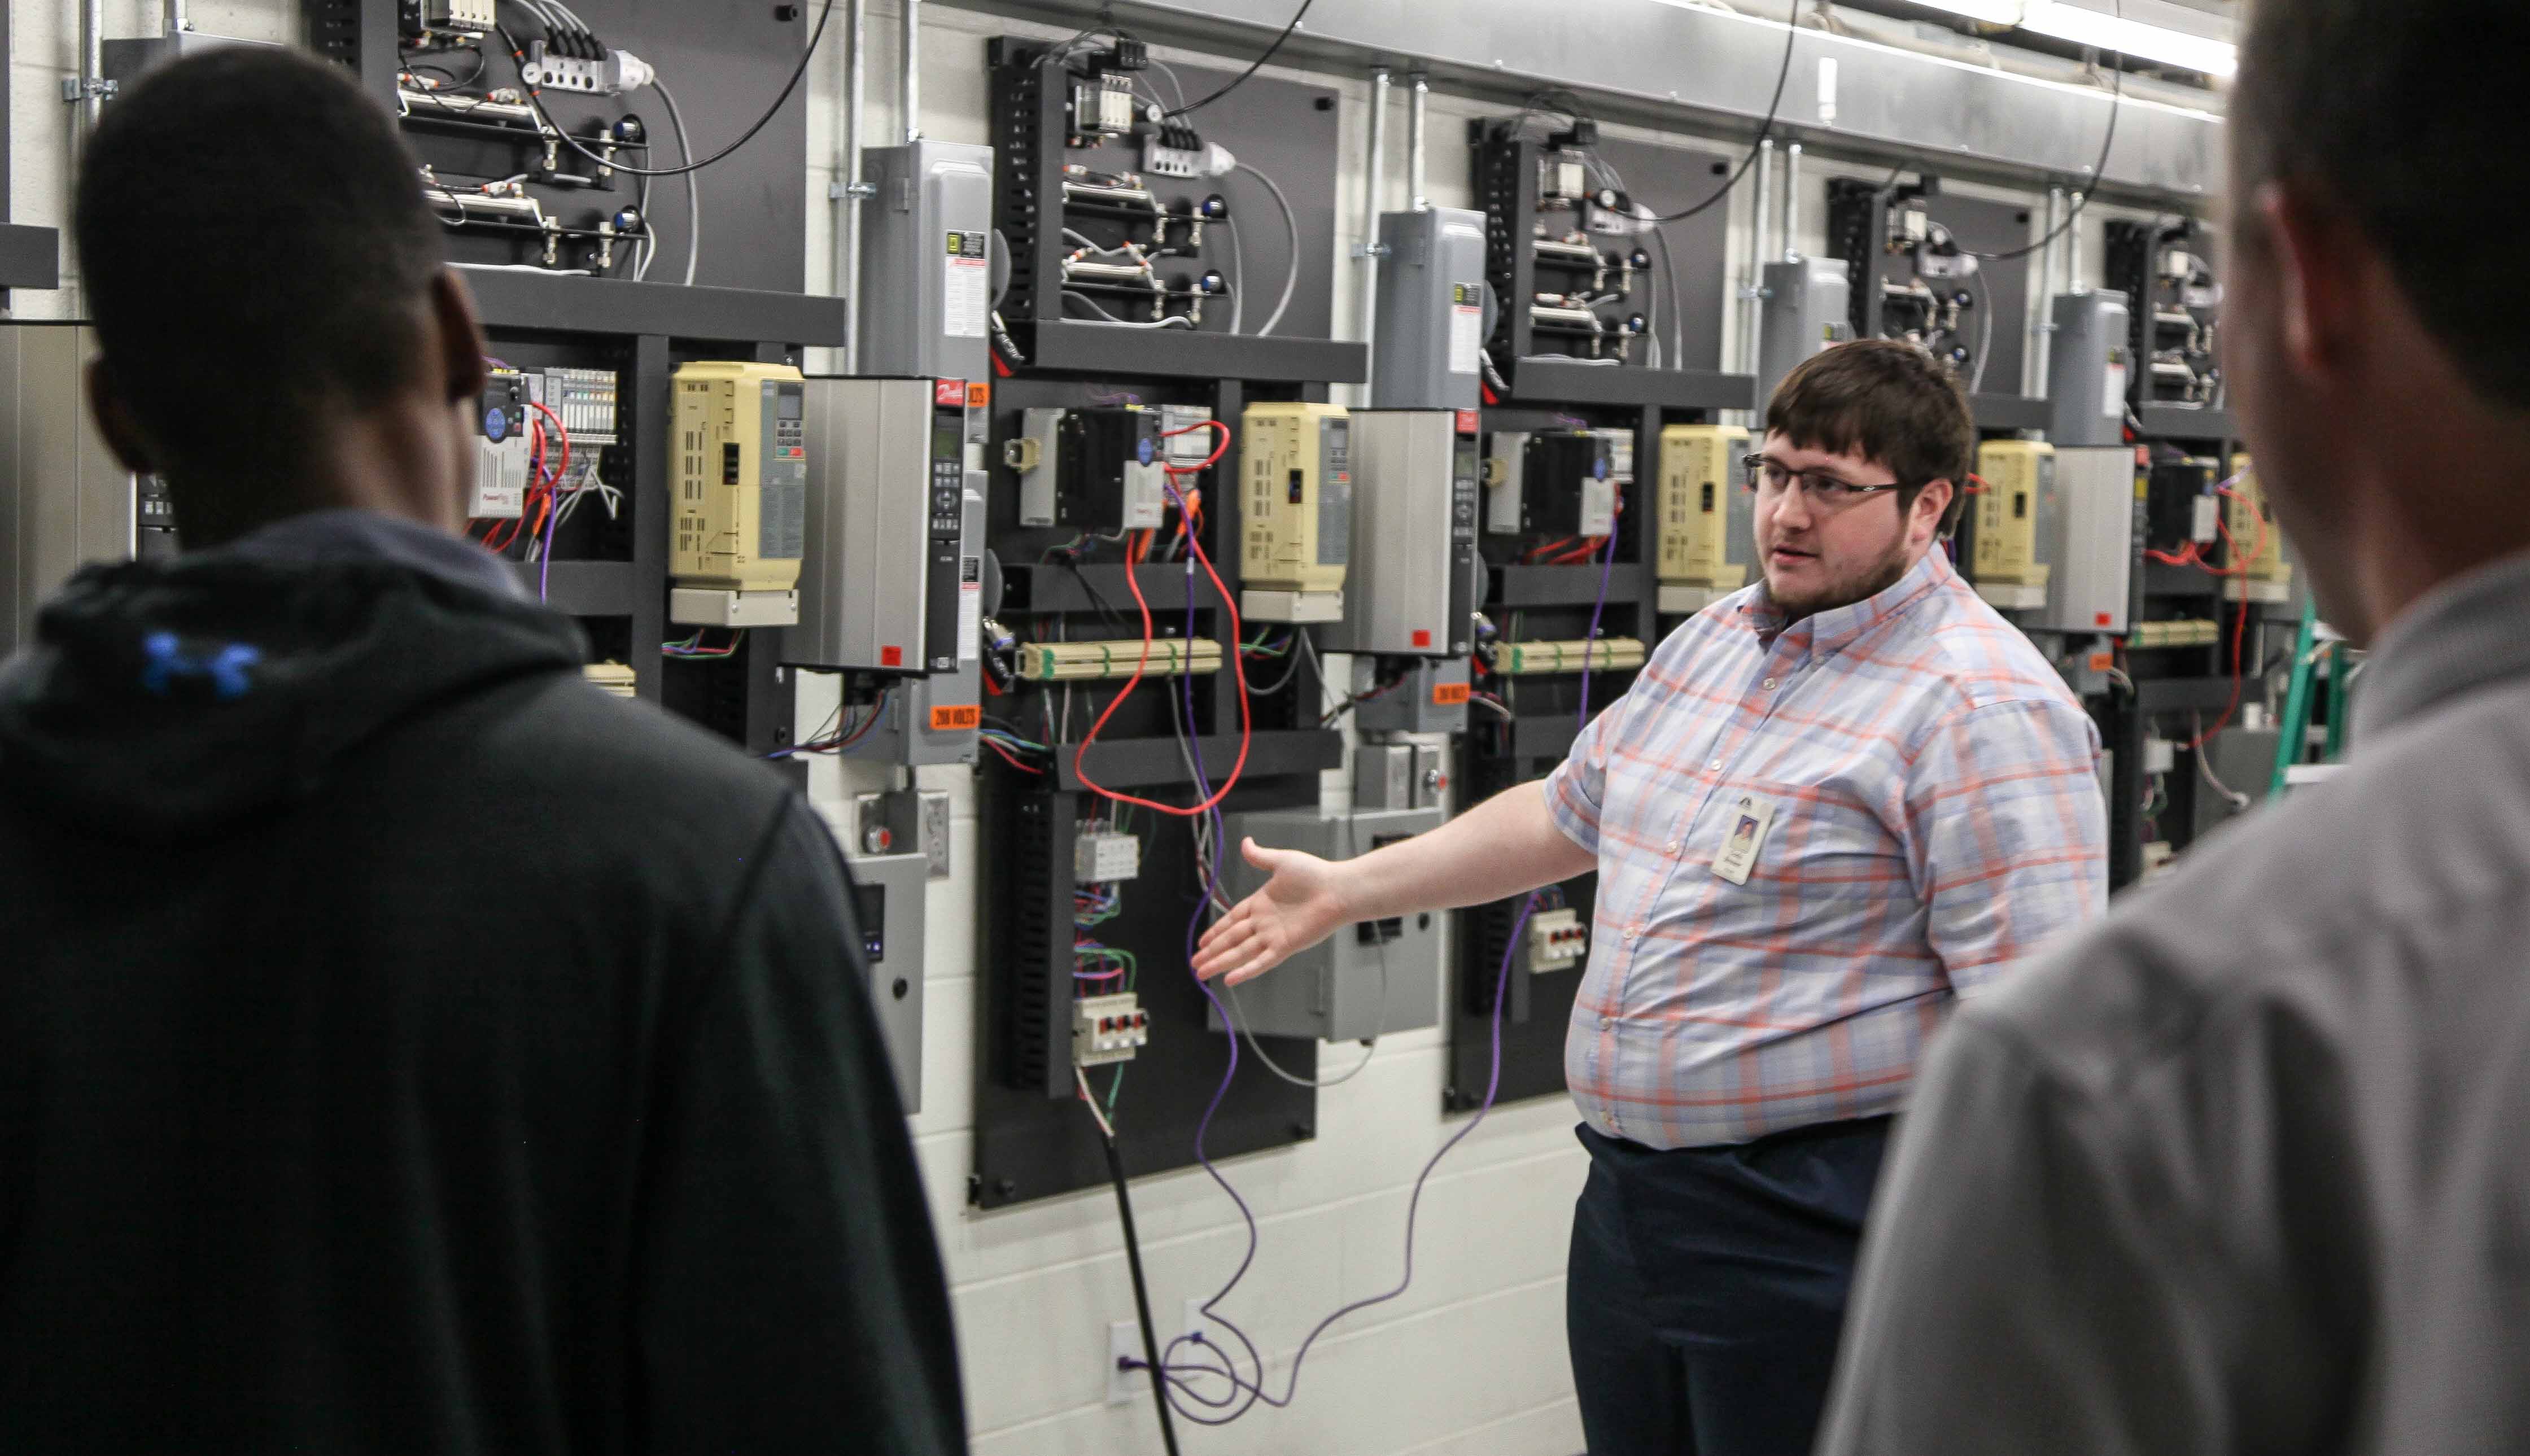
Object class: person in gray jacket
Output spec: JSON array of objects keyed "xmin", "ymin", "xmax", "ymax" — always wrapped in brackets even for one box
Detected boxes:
[{"xmin": 1817, "ymin": 2, "xmax": 2530, "ymax": 1452}]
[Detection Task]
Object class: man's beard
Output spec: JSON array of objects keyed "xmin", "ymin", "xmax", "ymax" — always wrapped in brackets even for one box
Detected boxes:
[{"xmin": 1766, "ymin": 534, "xmax": 1915, "ymax": 623}]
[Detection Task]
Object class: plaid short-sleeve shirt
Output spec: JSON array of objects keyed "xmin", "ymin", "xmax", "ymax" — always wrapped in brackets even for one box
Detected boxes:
[{"xmin": 1546, "ymin": 548, "xmax": 2107, "ymax": 1148}]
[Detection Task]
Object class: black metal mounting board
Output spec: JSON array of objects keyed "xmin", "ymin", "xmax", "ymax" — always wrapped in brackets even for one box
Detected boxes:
[
  {"xmin": 2142, "ymin": 561, "xmax": 2219, "ymax": 599},
  {"xmin": 1825, "ymin": 178, "xmax": 2036, "ymax": 396},
  {"xmin": 987, "ymin": 38, "xmax": 1348, "ymax": 365},
  {"xmin": 2133, "ymin": 404, "xmax": 2238, "ymax": 443},
  {"xmin": 1053, "ymin": 731, "xmax": 1342, "ymax": 792},
  {"xmin": 310, "ymin": 0, "xmax": 811, "ymax": 291},
  {"xmin": 973, "ymin": 786, "xmax": 1321, "ymax": 1210},
  {"xmin": 1501, "ymin": 360, "xmax": 1754, "ymax": 411},
  {"xmin": 1445, "ymin": 750, "xmax": 1596, "ymax": 1114},
  {"xmin": 1970, "ymin": 392, "xmax": 2049, "ymax": 433},
  {"xmin": 0, "ymin": 225, "xmax": 59, "ymax": 290},
  {"xmin": 510, "ymin": 559, "xmax": 638, "ymax": 615},
  {"xmin": 1492, "ymin": 563, "xmax": 1650, "ymax": 608},
  {"xmin": 2136, "ymin": 675, "xmax": 2245, "ymax": 714},
  {"xmin": 460, "ymin": 269, "xmax": 846, "ymax": 347},
  {"xmin": 1467, "ymin": 123, "xmax": 1737, "ymax": 373}
]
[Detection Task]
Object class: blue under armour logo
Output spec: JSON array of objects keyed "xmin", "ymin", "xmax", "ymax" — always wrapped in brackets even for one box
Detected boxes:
[{"xmin": 140, "ymin": 631, "xmax": 263, "ymax": 701}]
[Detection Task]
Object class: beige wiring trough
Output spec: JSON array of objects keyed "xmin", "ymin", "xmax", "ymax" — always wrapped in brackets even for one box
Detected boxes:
[
  {"xmin": 1016, "ymin": 637, "xmax": 1224, "ymax": 682},
  {"xmin": 1496, "ymin": 637, "xmax": 1648, "ymax": 676}
]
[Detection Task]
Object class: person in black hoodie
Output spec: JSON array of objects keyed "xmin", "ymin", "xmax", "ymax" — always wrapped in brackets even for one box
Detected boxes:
[{"xmin": 0, "ymin": 46, "xmax": 965, "ymax": 1455}]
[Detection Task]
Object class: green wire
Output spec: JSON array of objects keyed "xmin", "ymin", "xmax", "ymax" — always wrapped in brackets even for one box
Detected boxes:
[{"xmin": 1105, "ymin": 1063, "xmax": 1126, "ymax": 1117}]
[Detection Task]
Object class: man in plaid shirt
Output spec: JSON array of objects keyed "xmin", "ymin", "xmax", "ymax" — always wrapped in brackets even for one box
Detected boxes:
[{"xmin": 1198, "ymin": 339, "xmax": 2108, "ymax": 1454}]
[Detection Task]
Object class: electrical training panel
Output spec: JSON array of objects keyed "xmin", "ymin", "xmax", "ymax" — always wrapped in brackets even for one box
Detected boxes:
[
  {"xmin": 1655, "ymin": 424, "xmax": 1752, "ymax": 615},
  {"xmin": 669, "ymin": 361, "xmax": 806, "ymax": 627},
  {"xmin": 2108, "ymin": 217, "xmax": 2223, "ymax": 408},
  {"xmin": 1470, "ymin": 119, "xmax": 1657, "ymax": 365},
  {"xmin": 1240, "ymin": 403, "xmax": 1352, "ymax": 623},
  {"xmin": 1488, "ymin": 430, "xmax": 1618, "ymax": 539},
  {"xmin": 1825, "ymin": 176, "xmax": 1990, "ymax": 389}
]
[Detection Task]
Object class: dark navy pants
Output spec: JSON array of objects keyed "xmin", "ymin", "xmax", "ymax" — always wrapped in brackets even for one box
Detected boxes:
[{"xmin": 1566, "ymin": 1117, "xmax": 1893, "ymax": 1456}]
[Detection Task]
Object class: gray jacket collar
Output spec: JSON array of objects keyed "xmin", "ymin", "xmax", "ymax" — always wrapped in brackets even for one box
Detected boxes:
[
  {"xmin": 220, "ymin": 509, "xmax": 524, "ymax": 602},
  {"xmin": 2355, "ymin": 549, "xmax": 2530, "ymax": 746}
]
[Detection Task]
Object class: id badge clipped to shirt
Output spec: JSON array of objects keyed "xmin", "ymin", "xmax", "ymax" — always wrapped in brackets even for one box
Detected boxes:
[{"xmin": 1710, "ymin": 794, "xmax": 1778, "ymax": 886}]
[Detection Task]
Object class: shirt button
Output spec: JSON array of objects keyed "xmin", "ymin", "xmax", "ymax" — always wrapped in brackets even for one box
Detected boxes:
[
  {"xmin": 1667, "ymin": 840, "xmax": 1682, "ymax": 855},
  {"xmin": 1600, "ymin": 1015, "xmax": 1612, "ymax": 1030},
  {"xmin": 1763, "ymin": 677, "xmax": 1777, "ymax": 689},
  {"xmin": 1708, "ymin": 759, "xmax": 1722, "ymax": 771},
  {"xmin": 1624, "ymin": 925, "xmax": 1641, "ymax": 943}
]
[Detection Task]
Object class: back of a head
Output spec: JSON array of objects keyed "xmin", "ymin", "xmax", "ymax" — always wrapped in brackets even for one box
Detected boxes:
[
  {"xmin": 2235, "ymin": 0, "xmax": 2530, "ymax": 414},
  {"xmin": 73, "ymin": 48, "xmax": 444, "ymax": 542}
]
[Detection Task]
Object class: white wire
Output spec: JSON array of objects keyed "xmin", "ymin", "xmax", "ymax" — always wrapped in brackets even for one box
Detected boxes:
[
  {"xmin": 1224, "ymin": 217, "xmax": 1246, "ymax": 335},
  {"xmin": 1216, "ymin": 808, "xmax": 1391, "ymax": 1090},
  {"xmin": 1968, "ymin": 262, "xmax": 1994, "ymax": 394},
  {"xmin": 2192, "ymin": 711, "xmax": 2253, "ymax": 812},
  {"xmin": 656, "ymin": 80, "xmax": 701, "ymax": 287},
  {"xmin": 1074, "ymin": 1065, "xmax": 1117, "ymax": 1140},
  {"xmin": 1063, "ymin": 290, "xmax": 1193, "ymax": 328},
  {"xmin": 1233, "ymin": 161, "xmax": 1299, "ymax": 336}
]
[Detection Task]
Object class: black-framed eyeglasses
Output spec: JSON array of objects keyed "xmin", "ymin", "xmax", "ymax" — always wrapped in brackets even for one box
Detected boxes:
[{"xmin": 1741, "ymin": 453, "xmax": 1907, "ymax": 513}]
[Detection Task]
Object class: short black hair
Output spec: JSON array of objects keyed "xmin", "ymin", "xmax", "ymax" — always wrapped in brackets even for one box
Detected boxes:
[
  {"xmin": 2235, "ymin": 0, "xmax": 2530, "ymax": 412},
  {"xmin": 1766, "ymin": 339, "xmax": 1975, "ymax": 534},
  {"xmin": 73, "ymin": 47, "xmax": 445, "ymax": 540}
]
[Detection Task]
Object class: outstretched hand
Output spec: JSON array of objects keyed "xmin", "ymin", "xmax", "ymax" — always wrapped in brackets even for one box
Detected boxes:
[{"xmin": 1191, "ymin": 837, "xmax": 1355, "ymax": 985}]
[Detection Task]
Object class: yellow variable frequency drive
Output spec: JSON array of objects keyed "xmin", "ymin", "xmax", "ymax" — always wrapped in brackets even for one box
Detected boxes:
[
  {"xmin": 1240, "ymin": 401, "xmax": 1352, "ymax": 623},
  {"xmin": 2224, "ymin": 453, "xmax": 2293, "ymax": 604},
  {"xmin": 671, "ymin": 361, "xmax": 808, "ymax": 625},
  {"xmin": 1972, "ymin": 439, "xmax": 2054, "ymax": 611},
  {"xmin": 1655, "ymin": 423, "xmax": 1750, "ymax": 614}
]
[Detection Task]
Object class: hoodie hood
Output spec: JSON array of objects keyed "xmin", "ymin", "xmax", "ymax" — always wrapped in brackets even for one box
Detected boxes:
[{"xmin": 0, "ymin": 515, "xmax": 584, "ymax": 841}]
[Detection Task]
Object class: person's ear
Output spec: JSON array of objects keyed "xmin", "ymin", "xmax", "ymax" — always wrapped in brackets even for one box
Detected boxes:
[
  {"xmin": 427, "ymin": 268, "xmax": 490, "ymax": 405},
  {"xmin": 1913, "ymin": 477, "xmax": 1955, "ymax": 541},
  {"xmin": 86, "ymin": 357, "xmax": 159, "ymax": 477},
  {"xmin": 2256, "ymin": 181, "xmax": 2362, "ymax": 391}
]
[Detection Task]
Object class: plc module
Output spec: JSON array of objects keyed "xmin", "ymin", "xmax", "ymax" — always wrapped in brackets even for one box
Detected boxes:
[
  {"xmin": 1239, "ymin": 402, "xmax": 1352, "ymax": 624},
  {"xmin": 1655, "ymin": 424, "xmax": 1751, "ymax": 615},
  {"xmin": 1971, "ymin": 439, "xmax": 2055, "ymax": 612},
  {"xmin": 670, "ymin": 361, "xmax": 807, "ymax": 627}
]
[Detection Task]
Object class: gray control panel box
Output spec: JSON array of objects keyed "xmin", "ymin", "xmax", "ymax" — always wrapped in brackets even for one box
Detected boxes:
[
  {"xmin": 1756, "ymin": 259, "xmax": 1853, "ymax": 412},
  {"xmin": 2036, "ymin": 446, "xmax": 2135, "ymax": 634},
  {"xmin": 0, "ymin": 324, "xmax": 138, "ymax": 658},
  {"xmin": 2046, "ymin": 290, "xmax": 2134, "ymax": 448},
  {"xmin": 857, "ymin": 140, "xmax": 994, "ymax": 383},
  {"xmin": 1370, "ymin": 207, "xmax": 1489, "ymax": 410},
  {"xmin": 1321, "ymin": 410, "xmax": 1480, "ymax": 657},
  {"xmin": 1353, "ymin": 655, "xmax": 1472, "ymax": 737},
  {"xmin": 1210, "ymin": 804, "xmax": 1447, "ymax": 1044},
  {"xmin": 842, "ymin": 847, "xmax": 929, "ymax": 1112}
]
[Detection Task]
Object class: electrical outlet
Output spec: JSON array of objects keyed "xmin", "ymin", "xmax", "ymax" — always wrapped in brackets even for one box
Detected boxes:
[
  {"xmin": 918, "ymin": 789, "xmax": 952, "ymax": 880},
  {"xmin": 1107, "ymin": 1321, "xmax": 1148, "ymax": 1405}
]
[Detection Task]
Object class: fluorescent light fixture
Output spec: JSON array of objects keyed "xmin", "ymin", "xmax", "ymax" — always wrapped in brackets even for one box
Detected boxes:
[{"xmin": 1909, "ymin": 0, "xmax": 2239, "ymax": 77}]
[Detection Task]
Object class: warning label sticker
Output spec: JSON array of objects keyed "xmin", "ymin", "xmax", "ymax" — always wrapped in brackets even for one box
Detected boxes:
[
  {"xmin": 1450, "ymin": 281, "xmax": 1484, "ymax": 376},
  {"xmin": 945, "ymin": 230, "xmax": 989, "ymax": 340}
]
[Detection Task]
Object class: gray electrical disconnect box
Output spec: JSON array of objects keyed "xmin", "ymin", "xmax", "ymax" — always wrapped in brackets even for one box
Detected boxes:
[
  {"xmin": 1370, "ymin": 207, "xmax": 1489, "ymax": 410},
  {"xmin": 1353, "ymin": 655, "xmax": 1472, "ymax": 737},
  {"xmin": 788, "ymin": 376, "xmax": 984, "ymax": 766},
  {"xmin": 1209, "ymin": 804, "xmax": 1447, "ymax": 1043},
  {"xmin": 2037, "ymin": 447, "xmax": 2136, "ymax": 634},
  {"xmin": 856, "ymin": 140, "xmax": 995, "ymax": 383},
  {"xmin": 1321, "ymin": 410, "xmax": 1480, "ymax": 658},
  {"xmin": 841, "ymin": 846, "xmax": 929, "ymax": 1113},
  {"xmin": 2046, "ymin": 290, "xmax": 2134, "ymax": 448},
  {"xmin": 1755, "ymin": 259, "xmax": 1853, "ymax": 413},
  {"xmin": 0, "ymin": 323, "xmax": 143, "ymax": 658}
]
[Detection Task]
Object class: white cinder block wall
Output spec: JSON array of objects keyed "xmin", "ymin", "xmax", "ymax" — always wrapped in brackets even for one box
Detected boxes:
[{"xmin": 11, "ymin": 5, "xmax": 2186, "ymax": 1450}]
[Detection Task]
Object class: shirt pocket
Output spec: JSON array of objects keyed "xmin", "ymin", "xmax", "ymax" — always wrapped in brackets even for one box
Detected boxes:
[{"xmin": 1685, "ymin": 772, "xmax": 1910, "ymax": 932}]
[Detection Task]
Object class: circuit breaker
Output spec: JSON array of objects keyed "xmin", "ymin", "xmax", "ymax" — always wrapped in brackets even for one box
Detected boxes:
[
  {"xmin": 0, "ymin": 323, "xmax": 139, "ymax": 659},
  {"xmin": 855, "ymin": 140, "xmax": 994, "ymax": 383},
  {"xmin": 1971, "ymin": 439, "xmax": 2055, "ymax": 611},
  {"xmin": 1488, "ymin": 430, "xmax": 1617, "ymax": 539},
  {"xmin": 1655, "ymin": 423, "xmax": 1753, "ymax": 614},
  {"xmin": 1240, "ymin": 402, "xmax": 1351, "ymax": 623},
  {"xmin": 1370, "ymin": 206, "xmax": 1488, "ymax": 410},
  {"xmin": 842, "ymin": 846, "xmax": 929, "ymax": 1112},
  {"xmin": 469, "ymin": 371, "xmax": 532, "ymax": 520},
  {"xmin": 1321, "ymin": 410, "xmax": 1479, "ymax": 658},
  {"xmin": 2223, "ymin": 454, "xmax": 2295, "ymax": 605},
  {"xmin": 1013, "ymin": 405, "xmax": 1170, "ymax": 532},
  {"xmin": 670, "ymin": 361, "xmax": 806, "ymax": 627},
  {"xmin": 788, "ymin": 376, "xmax": 986, "ymax": 765},
  {"xmin": 1210, "ymin": 804, "xmax": 1446, "ymax": 1043}
]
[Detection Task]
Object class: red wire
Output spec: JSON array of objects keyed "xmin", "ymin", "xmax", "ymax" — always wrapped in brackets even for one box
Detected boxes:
[
  {"xmin": 1161, "ymin": 418, "xmax": 1231, "ymax": 474},
  {"xmin": 985, "ymin": 739, "xmax": 1043, "ymax": 774},
  {"xmin": 1070, "ymin": 525, "xmax": 1255, "ymax": 819}
]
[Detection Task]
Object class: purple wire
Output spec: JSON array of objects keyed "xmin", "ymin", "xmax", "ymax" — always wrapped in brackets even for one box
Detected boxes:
[
  {"xmin": 1575, "ymin": 523, "xmax": 1621, "ymax": 729},
  {"xmin": 536, "ymin": 458, "xmax": 564, "ymax": 601},
  {"xmin": 1142, "ymin": 897, "xmax": 1540, "ymax": 1420}
]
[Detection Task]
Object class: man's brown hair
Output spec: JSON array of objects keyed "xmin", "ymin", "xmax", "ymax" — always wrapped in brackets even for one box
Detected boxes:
[{"xmin": 1766, "ymin": 339, "xmax": 1975, "ymax": 535}]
